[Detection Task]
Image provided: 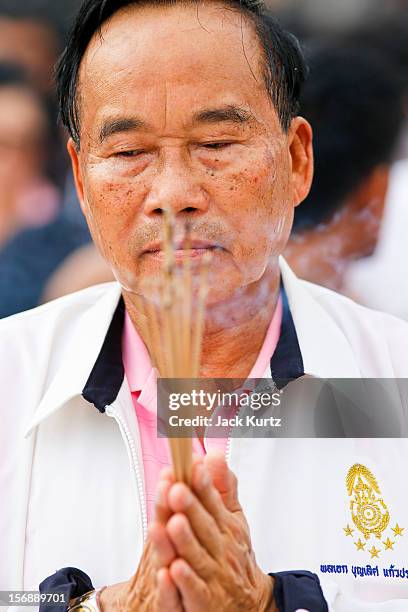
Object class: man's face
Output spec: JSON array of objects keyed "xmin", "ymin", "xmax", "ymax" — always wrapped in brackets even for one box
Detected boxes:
[{"xmin": 69, "ymin": 3, "xmax": 312, "ymax": 303}]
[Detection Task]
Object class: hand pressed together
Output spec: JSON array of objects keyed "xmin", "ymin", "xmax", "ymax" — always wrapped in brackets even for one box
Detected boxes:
[{"xmin": 100, "ymin": 452, "xmax": 277, "ymax": 612}]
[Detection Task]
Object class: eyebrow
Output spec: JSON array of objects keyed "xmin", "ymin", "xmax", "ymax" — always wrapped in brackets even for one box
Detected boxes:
[
  {"xmin": 98, "ymin": 105, "xmax": 256, "ymax": 143},
  {"xmin": 192, "ymin": 105, "xmax": 256, "ymax": 126},
  {"xmin": 98, "ymin": 117, "xmax": 149, "ymax": 143}
]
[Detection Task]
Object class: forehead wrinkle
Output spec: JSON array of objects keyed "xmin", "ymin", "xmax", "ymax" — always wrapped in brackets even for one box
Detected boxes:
[
  {"xmin": 76, "ymin": 3, "xmax": 272, "ymax": 144},
  {"xmin": 84, "ymin": 2, "xmax": 263, "ymax": 80}
]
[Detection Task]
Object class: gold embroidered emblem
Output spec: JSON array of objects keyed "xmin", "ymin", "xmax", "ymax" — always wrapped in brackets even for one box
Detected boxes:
[
  {"xmin": 392, "ymin": 523, "xmax": 404, "ymax": 537},
  {"xmin": 354, "ymin": 539, "xmax": 365, "ymax": 551},
  {"xmin": 344, "ymin": 464, "xmax": 404, "ymax": 557},
  {"xmin": 383, "ymin": 537, "xmax": 395, "ymax": 550},
  {"xmin": 369, "ymin": 545, "xmax": 380, "ymax": 559}
]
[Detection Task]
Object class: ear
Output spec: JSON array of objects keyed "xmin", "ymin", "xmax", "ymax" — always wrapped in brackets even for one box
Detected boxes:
[
  {"xmin": 67, "ymin": 138, "xmax": 87, "ymax": 216},
  {"xmin": 288, "ymin": 116, "xmax": 314, "ymax": 208}
]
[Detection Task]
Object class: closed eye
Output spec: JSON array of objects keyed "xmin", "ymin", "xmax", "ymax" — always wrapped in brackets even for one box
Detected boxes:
[
  {"xmin": 115, "ymin": 149, "xmax": 145, "ymax": 158},
  {"xmin": 201, "ymin": 142, "xmax": 234, "ymax": 150}
]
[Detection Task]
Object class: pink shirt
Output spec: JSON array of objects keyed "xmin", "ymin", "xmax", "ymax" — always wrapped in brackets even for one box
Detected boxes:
[{"xmin": 122, "ymin": 297, "xmax": 283, "ymax": 522}]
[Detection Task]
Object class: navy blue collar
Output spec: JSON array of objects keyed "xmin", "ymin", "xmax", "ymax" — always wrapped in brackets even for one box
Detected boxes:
[
  {"xmin": 83, "ymin": 284, "xmax": 304, "ymax": 412},
  {"xmin": 270, "ymin": 286, "xmax": 304, "ymax": 389}
]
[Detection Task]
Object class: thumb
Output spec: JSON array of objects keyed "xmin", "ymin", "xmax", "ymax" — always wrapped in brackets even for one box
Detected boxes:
[{"xmin": 204, "ymin": 450, "xmax": 241, "ymax": 513}]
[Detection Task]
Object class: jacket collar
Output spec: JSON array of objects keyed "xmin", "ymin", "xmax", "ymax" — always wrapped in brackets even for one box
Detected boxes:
[
  {"xmin": 24, "ymin": 283, "xmax": 123, "ymax": 437},
  {"xmin": 279, "ymin": 258, "xmax": 362, "ymax": 378},
  {"xmin": 24, "ymin": 258, "xmax": 361, "ymax": 438}
]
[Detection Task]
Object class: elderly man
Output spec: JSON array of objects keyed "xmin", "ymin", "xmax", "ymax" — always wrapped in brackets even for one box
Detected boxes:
[{"xmin": 1, "ymin": 1, "xmax": 408, "ymax": 611}]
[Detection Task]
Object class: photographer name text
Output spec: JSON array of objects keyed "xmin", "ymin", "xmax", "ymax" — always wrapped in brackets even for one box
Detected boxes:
[{"xmin": 168, "ymin": 414, "xmax": 281, "ymax": 427}]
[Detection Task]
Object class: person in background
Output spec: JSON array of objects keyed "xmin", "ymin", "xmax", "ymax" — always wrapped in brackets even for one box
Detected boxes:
[
  {"xmin": 0, "ymin": 1, "xmax": 61, "ymax": 95},
  {"xmin": 0, "ymin": 0, "xmax": 80, "ymax": 185},
  {"xmin": 0, "ymin": 63, "xmax": 88, "ymax": 319},
  {"xmin": 346, "ymin": 13, "xmax": 408, "ymax": 157},
  {"xmin": 0, "ymin": 63, "xmax": 60, "ymax": 248},
  {"xmin": 341, "ymin": 15, "xmax": 408, "ymax": 318},
  {"xmin": 0, "ymin": 173, "xmax": 90, "ymax": 318},
  {"xmin": 0, "ymin": 3, "xmax": 92, "ymax": 318},
  {"xmin": 284, "ymin": 43, "xmax": 404, "ymax": 292},
  {"xmin": 41, "ymin": 241, "xmax": 114, "ymax": 303}
]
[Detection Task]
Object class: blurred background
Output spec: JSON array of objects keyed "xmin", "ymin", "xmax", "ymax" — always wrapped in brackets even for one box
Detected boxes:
[{"xmin": 0, "ymin": 0, "xmax": 407, "ymax": 319}]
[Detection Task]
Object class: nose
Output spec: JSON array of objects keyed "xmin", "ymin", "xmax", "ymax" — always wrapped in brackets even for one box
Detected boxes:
[{"xmin": 142, "ymin": 149, "xmax": 209, "ymax": 217}]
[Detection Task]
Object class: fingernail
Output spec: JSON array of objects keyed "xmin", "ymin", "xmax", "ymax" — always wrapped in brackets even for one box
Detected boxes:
[{"xmin": 181, "ymin": 563, "xmax": 191, "ymax": 577}]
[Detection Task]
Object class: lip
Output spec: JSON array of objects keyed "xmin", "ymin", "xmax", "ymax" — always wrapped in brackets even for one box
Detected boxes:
[
  {"xmin": 145, "ymin": 248, "xmax": 216, "ymax": 263},
  {"xmin": 144, "ymin": 246, "xmax": 220, "ymax": 263},
  {"xmin": 142, "ymin": 239, "xmax": 224, "ymax": 263},
  {"xmin": 143, "ymin": 239, "xmax": 221, "ymax": 254}
]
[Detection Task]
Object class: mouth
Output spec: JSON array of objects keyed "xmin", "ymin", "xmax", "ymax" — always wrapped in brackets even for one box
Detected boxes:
[{"xmin": 143, "ymin": 240, "xmax": 222, "ymax": 260}]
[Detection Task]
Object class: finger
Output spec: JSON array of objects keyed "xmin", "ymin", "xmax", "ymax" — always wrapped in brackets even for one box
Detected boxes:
[
  {"xmin": 159, "ymin": 466, "xmax": 175, "ymax": 482},
  {"xmin": 157, "ymin": 567, "xmax": 183, "ymax": 611},
  {"xmin": 148, "ymin": 521, "xmax": 176, "ymax": 568},
  {"xmin": 204, "ymin": 450, "xmax": 242, "ymax": 513},
  {"xmin": 160, "ymin": 455, "xmax": 201, "ymax": 483},
  {"xmin": 190, "ymin": 461, "xmax": 227, "ymax": 527},
  {"xmin": 166, "ymin": 512, "xmax": 214, "ymax": 578},
  {"xmin": 155, "ymin": 460, "xmax": 202, "ymax": 523},
  {"xmin": 192, "ymin": 452, "xmax": 204, "ymax": 466},
  {"xmin": 170, "ymin": 559, "xmax": 210, "ymax": 612},
  {"xmin": 155, "ymin": 478, "xmax": 173, "ymax": 523},
  {"xmin": 167, "ymin": 483, "xmax": 222, "ymax": 558}
]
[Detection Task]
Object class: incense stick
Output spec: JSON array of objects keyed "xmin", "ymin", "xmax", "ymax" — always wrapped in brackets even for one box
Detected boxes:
[
  {"xmin": 191, "ymin": 252, "xmax": 211, "ymax": 378},
  {"xmin": 139, "ymin": 210, "xmax": 210, "ymax": 483},
  {"xmin": 182, "ymin": 223, "xmax": 193, "ymax": 376}
]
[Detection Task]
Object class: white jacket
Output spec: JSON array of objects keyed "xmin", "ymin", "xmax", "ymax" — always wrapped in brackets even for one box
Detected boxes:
[{"xmin": 1, "ymin": 259, "xmax": 408, "ymax": 611}]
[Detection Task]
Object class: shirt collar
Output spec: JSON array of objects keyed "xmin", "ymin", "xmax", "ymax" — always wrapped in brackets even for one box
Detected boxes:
[
  {"xmin": 24, "ymin": 282, "xmax": 123, "ymax": 437},
  {"xmin": 81, "ymin": 297, "xmax": 125, "ymax": 411},
  {"xmin": 279, "ymin": 257, "xmax": 362, "ymax": 379},
  {"xmin": 122, "ymin": 309, "xmax": 152, "ymax": 393}
]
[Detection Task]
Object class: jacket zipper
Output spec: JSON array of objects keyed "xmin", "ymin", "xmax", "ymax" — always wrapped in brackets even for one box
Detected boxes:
[
  {"xmin": 107, "ymin": 382, "xmax": 268, "ymax": 530},
  {"xmin": 225, "ymin": 435, "xmax": 232, "ymax": 465},
  {"xmin": 105, "ymin": 405, "xmax": 148, "ymax": 541},
  {"xmin": 224, "ymin": 377, "xmax": 278, "ymax": 466}
]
